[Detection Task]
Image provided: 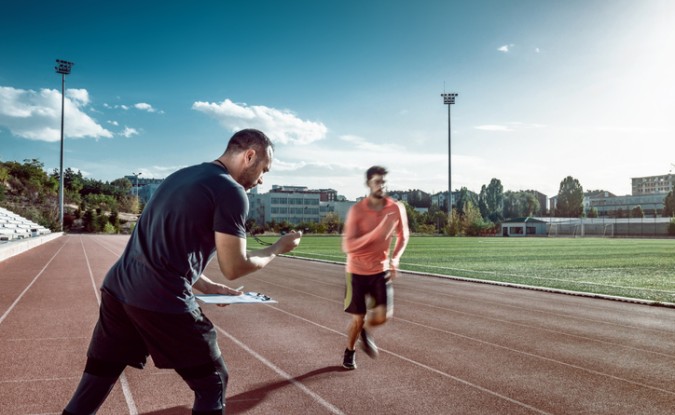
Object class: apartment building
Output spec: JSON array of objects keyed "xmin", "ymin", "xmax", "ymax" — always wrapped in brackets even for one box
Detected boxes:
[
  {"xmin": 247, "ymin": 185, "xmax": 354, "ymax": 226},
  {"xmin": 631, "ymin": 174, "xmax": 674, "ymax": 196}
]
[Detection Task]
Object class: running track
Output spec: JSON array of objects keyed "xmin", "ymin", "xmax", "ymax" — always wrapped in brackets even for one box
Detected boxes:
[{"xmin": 1, "ymin": 234, "xmax": 674, "ymax": 414}]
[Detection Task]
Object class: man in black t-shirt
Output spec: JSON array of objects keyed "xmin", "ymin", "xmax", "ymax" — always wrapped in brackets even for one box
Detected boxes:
[{"xmin": 63, "ymin": 129, "xmax": 302, "ymax": 415}]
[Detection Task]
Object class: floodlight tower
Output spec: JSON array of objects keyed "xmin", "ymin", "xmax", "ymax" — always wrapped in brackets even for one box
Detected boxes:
[
  {"xmin": 132, "ymin": 171, "xmax": 143, "ymax": 206},
  {"xmin": 441, "ymin": 92, "xmax": 458, "ymax": 214},
  {"xmin": 55, "ymin": 59, "xmax": 74, "ymax": 231}
]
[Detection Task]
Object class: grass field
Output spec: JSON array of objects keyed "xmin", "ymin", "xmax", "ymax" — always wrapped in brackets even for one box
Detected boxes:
[{"xmin": 249, "ymin": 235, "xmax": 675, "ymax": 304}]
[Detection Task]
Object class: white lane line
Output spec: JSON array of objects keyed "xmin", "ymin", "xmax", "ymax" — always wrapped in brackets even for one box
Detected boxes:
[
  {"xmin": 255, "ymin": 276, "xmax": 675, "ymax": 360},
  {"xmin": 398, "ymin": 316, "xmax": 675, "ymax": 397},
  {"xmin": 0, "ymin": 241, "xmax": 66, "ymax": 326},
  {"xmin": 397, "ymin": 298, "xmax": 675, "ymax": 360},
  {"xmin": 80, "ymin": 236, "xmax": 138, "ymax": 415},
  {"xmin": 267, "ymin": 306, "xmax": 553, "ymax": 415},
  {"xmin": 214, "ymin": 325, "xmax": 345, "ymax": 415}
]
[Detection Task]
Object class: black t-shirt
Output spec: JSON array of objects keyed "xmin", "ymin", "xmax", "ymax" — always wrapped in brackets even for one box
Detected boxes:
[{"xmin": 102, "ymin": 162, "xmax": 247, "ymax": 313}]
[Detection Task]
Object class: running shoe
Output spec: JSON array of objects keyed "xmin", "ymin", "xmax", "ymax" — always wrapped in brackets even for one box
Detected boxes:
[
  {"xmin": 360, "ymin": 329, "xmax": 379, "ymax": 358},
  {"xmin": 342, "ymin": 348, "xmax": 357, "ymax": 370}
]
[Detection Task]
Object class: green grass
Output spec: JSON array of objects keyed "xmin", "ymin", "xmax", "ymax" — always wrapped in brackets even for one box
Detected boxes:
[{"xmin": 249, "ymin": 235, "xmax": 675, "ymax": 304}]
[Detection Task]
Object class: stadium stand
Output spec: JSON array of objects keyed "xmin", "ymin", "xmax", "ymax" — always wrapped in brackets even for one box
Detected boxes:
[
  {"xmin": 0, "ymin": 207, "xmax": 52, "ymax": 242},
  {"xmin": 0, "ymin": 207, "xmax": 61, "ymax": 262}
]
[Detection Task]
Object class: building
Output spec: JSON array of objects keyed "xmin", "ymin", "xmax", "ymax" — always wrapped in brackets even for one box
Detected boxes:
[
  {"xmin": 501, "ymin": 217, "xmax": 548, "ymax": 237},
  {"xmin": 247, "ymin": 185, "xmax": 354, "ymax": 227},
  {"xmin": 584, "ymin": 173, "xmax": 674, "ymax": 218},
  {"xmin": 588, "ymin": 193, "xmax": 667, "ymax": 217},
  {"xmin": 550, "ymin": 185, "xmax": 669, "ymax": 218},
  {"xmin": 124, "ymin": 175, "xmax": 164, "ymax": 204},
  {"xmin": 632, "ymin": 174, "xmax": 674, "ymax": 196},
  {"xmin": 430, "ymin": 191, "xmax": 456, "ymax": 210}
]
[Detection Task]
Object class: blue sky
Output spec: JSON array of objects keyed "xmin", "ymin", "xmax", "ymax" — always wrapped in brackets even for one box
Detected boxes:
[{"xmin": 1, "ymin": 1, "xmax": 674, "ymax": 201}]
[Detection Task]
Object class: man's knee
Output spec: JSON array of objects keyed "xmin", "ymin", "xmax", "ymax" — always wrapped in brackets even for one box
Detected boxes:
[
  {"xmin": 84, "ymin": 357, "xmax": 126, "ymax": 378},
  {"xmin": 369, "ymin": 306, "xmax": 388, "ymax": 325}
]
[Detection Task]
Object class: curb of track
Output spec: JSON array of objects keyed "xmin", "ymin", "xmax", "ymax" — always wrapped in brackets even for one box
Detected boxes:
[{"xmin": 0, "ymin": 232, "xmax": 64, "ymax": 262}]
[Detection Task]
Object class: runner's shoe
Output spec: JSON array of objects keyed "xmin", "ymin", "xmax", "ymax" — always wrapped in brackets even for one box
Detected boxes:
[
  {"xmin": 342, "ymin": 348, "xmax": 357, "ymax": 370},
  {"xmin": 360, "ymin": 329, "xmax": 379, "ymax": 358}
]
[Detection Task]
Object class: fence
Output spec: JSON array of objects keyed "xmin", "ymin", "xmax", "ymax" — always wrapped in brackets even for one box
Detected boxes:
[{"xmin": 540, "ymin": 217, "xmax": 672, "ymax": 237}]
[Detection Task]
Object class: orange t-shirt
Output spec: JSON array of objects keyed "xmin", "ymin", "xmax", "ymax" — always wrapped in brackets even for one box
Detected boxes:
[{"xmin": 342, "ymin": 197, "xmax": 409, "ymax": 275}]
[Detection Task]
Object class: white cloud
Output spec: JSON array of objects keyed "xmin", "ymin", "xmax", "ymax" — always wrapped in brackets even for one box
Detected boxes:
[
  {"xmin": 0, "ymin": 86, "xmax": 113, "ymax": 142},
  {"xmin": 120, "ymin": 126, "xmax": 139, "ymax": 138},
  {"xmin": 498, "ymin": 44, "xmax": 515, "ymax": 53},
  {"xmin": 192, "ymin": 98, "xmax": 327, "ymax": 145},
  {"xmin": 134, "ymin": 102, "xmax": 156, "ymax": 112},
  {"xmin": 67, "ymin": 88, "xmax": 90, "ymax": 106}
]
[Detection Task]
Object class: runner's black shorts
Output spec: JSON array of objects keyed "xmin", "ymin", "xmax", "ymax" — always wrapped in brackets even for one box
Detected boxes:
[
  {"xmin": 87, "ymin": 290, "xmax": 221, "ymax": 370},
  {"xmin": 344, "ymin": 271, "xmax": 392, "ymax": 315}
]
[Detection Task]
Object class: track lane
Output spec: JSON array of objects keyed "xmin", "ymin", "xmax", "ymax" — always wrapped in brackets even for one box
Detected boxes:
[{"xmin": 0, "ymin": 235, "xmax": 674, "ymax": 414}]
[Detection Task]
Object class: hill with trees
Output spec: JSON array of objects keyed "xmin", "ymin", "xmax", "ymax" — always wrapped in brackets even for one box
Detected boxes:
[{"xmin": 0, "ymin": 159, "xmax": 139, "ymax": 233}]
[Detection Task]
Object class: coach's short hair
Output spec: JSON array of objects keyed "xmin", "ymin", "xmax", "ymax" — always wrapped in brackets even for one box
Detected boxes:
[{"xmin": 225, "ymin": 129, "xmax": 274, "ymax": 155}]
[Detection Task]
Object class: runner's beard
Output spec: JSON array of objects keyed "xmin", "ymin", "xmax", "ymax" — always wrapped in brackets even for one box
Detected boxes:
[{"xmin": 371, "ymin": 189, "xmax": 385, "ymax": 199}]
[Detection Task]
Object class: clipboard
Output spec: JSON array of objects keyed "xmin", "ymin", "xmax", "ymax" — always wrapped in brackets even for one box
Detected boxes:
[{"xmin": 195, "ymin": 292, "xmax": 277, "ymax": 305}]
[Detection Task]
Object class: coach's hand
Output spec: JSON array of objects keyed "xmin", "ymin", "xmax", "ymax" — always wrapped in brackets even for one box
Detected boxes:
[
  {"xmin": 273, "ymin": 230, "xmax": 302, "ymax": 255},
  {"xmin": 212, "ymin": 284, "xmax": 244, "ymax": 307}
]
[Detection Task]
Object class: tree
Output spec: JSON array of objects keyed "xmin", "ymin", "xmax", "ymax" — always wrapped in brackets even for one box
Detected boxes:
[
  {"xmin": 446, "ymin": 208, "xmax": 461, "ymax": 236},
  {"xmin": 481, "ymin": 178, "xmax": 504, "ymax": 223},
  {"xmin": 503, "ymin": 191, "xmax": 518, "ymax": 219},
  {"xmin": 556, "ymin": 176, "xmax": 584, "ymax": 217},
  {"xmin": 426, "ymin": 205, "xmax": 447, "ymax": 234},
  {"xmin": 587, "ymin": 207, "xmax": 599, "ymax": 218},
  {"xmin": 503, "ymin": 191, "xmax": 542, "ymax": 218},
  {"xmin": 454, "ymin": 187, "xmax": 472, "ymax": 218},
  {"xmin": 321, "ymin": 212, "xmax": 341, "ymax": 234},
  {"xmin": 463, "ymin": 201, "xmax": 490, "ymax": 236},
  {"xmin": 401, "ymin": 201, "xmax": 419, "ymax": 233},
  {"xmin": 664, "ymin": 191, "xmax": 675, "ymax": 217},
  {"xmin": 631, "ymin": 205, "xmax": 644, "ymax": 218}
]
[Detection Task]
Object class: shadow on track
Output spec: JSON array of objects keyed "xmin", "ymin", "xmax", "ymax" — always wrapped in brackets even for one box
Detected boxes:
[
  {"xmin": 227, "ymin": 365, "xmax": 345, "ymax": 414},
  {"xmin": 140, "ymin": 366, "xmax": 345, "ymax": 414}
]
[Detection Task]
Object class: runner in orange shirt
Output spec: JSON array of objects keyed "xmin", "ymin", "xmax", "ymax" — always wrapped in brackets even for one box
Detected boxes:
[{"xmin": 341, "ymin": 166, "xmax": 409, "ymax": 369}]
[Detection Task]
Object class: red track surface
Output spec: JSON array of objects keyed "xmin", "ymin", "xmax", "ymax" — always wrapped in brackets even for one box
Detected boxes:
[{"xmin": 1, "ymin": 234, "xmax": 674, "ymax": 414}]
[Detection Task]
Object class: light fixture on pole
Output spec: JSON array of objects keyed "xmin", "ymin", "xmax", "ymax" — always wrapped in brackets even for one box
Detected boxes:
[
  {"xmin": 441, "ymin": 92, "xmax": 458, "ymax": 215},
  {"xmin": 132, "ymin": 171, "xmax": 142, "ymax": 202},
  {"xmin": 55, "ymin": 59, "xmax": 74, "ymax": 231}
]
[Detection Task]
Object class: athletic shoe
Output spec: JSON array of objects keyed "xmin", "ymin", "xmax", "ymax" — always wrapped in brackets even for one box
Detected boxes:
[
  {"xmin": 360, "ymin": 329, "xmax": 379, "ymax": 358},
  {"xmin": 342, "ymin": 348, "xmax": 357, "ymax": 370}
]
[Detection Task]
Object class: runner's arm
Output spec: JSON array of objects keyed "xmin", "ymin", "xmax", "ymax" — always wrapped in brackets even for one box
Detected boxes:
[
  {"xmin": 342, "ymin": 210, "xmax": 397, "ymax": 254},
  {"xmin": 389, "ymin": 202, "xmax": 410, "ymax": 274}
]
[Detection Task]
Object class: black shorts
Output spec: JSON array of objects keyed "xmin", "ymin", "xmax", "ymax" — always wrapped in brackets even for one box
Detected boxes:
[
  {"xmin": 344, "ymin": 271, "xmax": 393, "ymax": 315},
  {"xmin": 87, "ymin": 290, "xmax": 221, "ymax": 369}
]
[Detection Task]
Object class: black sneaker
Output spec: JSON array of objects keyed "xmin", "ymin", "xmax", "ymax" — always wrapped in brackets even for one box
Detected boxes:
[
  {"xmin": 360, "ymin": 329, "xmax": 379, "ymax": 358},
  {"xmin": 342, "ymin": 348, "xmax": 357, "ymax": 370}
]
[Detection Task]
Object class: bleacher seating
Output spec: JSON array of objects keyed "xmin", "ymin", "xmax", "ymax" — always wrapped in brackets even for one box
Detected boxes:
[{"xmin": 0, "ymin": 207, "xmax": 52, "ymax": 243}]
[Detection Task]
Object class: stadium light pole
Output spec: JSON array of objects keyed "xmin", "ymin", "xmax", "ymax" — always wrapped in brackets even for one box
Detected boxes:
[
  {"xmin": 132, "ymin": 172, "xmax": 142, "ymax": 207},
  {"xmin": 441, "ymin": 92, "xmax": 458, "ymax": 215},
  {"xmin": 55, "ymin": 59, "xmax": 74, "ymax": 232}
]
